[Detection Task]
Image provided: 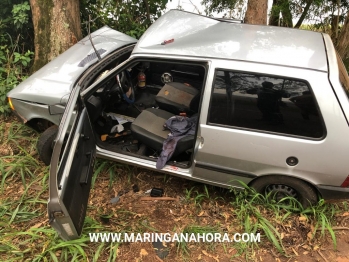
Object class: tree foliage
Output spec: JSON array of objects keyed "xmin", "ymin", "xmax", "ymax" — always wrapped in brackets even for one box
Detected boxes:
[
  {"xmin": 336, "ymin": 11, "xmax": 349, "ymax": 62},
  {"xmin": 202, "ymin": 0, "xmax": 349, "ymax": 30},
  {"xmin": 80, "ymin": 0, "xmax": 168, "ymax": 39},
  {"xmin": 0, "ymin": 0, "xmax": 33, "ymax": 51},
  {"xmin": 201, "ymin": 0, "xmax": 246, "ymax": 19},
  {"xmin": 12, "ymin": 2, "xmax": 31, "ymax": 30},
  {"xmin": 0, "ymin": 1, "xmax": 33, "ymax": 114},
  {"xmin": 269, "ymin": 0, "xmax": 293, "ymax": 27}
]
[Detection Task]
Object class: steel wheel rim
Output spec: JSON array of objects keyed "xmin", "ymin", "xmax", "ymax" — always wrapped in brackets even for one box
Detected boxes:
[{"xmin": 265, "ymin": 184, "xmax": 298, "ymax": 201}]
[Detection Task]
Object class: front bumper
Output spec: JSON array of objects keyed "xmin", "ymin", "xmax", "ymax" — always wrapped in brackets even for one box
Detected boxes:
[{"xmin": 10, "ymin": 108, "xmax": 27, "ymax": 123}]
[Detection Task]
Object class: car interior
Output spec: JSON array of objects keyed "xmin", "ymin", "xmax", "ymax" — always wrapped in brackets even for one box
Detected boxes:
[{"xmin": 84, "ymin": 57, "xmax": 207, "ymax": 168}]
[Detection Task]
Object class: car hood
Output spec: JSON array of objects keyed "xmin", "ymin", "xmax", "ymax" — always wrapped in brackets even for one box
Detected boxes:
[{"xmin": 8, "ymin": 26, "xmax": 137, "ymax": 105}]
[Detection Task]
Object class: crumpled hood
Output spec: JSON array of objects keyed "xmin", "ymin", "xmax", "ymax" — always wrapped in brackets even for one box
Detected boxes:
[{"xmin": 8, "ymin": 26, "xmax": 137, "ymax": 105}]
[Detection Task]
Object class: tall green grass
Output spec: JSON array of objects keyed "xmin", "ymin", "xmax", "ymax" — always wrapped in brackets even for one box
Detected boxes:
[
  {"xmin": 230, "ymin": 181, "xmax": 340, "ymax": 256},
  {"xmin": 0, "ymin": 121, "xmax": 41, "ymax": 190},
  {"xmin": 0, "ymin": 119, "xmax": 344, "ymax": 261}
]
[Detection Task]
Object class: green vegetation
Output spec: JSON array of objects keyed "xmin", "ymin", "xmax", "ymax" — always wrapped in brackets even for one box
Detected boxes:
[
  {"xmin": 80, "ymin": 0, "xmax": 168, "ymax": 39},
  {"xmin": 230, "ymin": 183, "xmax": 340, "ymax": 256},
  {"xmin": 0, "ymin": 1, "xmax": 33, "ymax": 114},
  {"xmin": 0, "ymin": 117, "xmax": 346, "ymax": 261}
]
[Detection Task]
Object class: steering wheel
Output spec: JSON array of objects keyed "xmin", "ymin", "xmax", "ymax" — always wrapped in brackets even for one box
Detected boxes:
[{"xmin": 116, "ymin": 70, "xmax": 135, "ymax": 104}]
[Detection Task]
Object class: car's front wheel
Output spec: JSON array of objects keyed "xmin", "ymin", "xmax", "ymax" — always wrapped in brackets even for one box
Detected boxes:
[
  {"xmin": 37, "ymin": 125, "xmax": 58, "ymax": 166},
  {"xmin": 250, "ymin": 175, "xmax": 318, "ymax": 208}
]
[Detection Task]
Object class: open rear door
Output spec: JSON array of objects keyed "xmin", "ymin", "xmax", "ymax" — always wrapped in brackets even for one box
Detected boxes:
[{"xmin": 48, "ymin": 85, "xmax": 96, "ymax": 240}]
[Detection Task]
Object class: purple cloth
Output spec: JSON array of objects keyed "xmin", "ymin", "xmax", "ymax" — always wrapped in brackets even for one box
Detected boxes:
[{"xmin": 156, "ymin": 115, "xmax": 197, "ymax": 169}]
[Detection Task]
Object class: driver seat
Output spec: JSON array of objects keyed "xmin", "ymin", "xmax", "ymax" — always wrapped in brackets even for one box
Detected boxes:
[{"xmin": 130, "ymin": 108, "xmax": 195, "ymax": 156}]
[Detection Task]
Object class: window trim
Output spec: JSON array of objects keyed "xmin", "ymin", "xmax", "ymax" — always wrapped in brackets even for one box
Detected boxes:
[{"xmin": 207, "ymin": 68, "xmax": 327, "ymax": 141}]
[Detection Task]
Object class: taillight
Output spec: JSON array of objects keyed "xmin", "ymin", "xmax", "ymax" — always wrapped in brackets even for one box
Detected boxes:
[{"xmin": 341, "ymin": 175, "xmax": 349, "ymax": 187}]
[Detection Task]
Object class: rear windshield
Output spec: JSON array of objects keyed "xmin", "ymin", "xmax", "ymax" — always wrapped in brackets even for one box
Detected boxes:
[{"xmin": 337, "ymin": 52, "xmax": 349, "ymax": 98}]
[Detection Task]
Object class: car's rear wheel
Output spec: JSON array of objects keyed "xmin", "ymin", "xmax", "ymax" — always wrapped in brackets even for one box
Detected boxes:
[
  {"xmin": 250, "ymin": 175, "xmax": 318, "ymax": 208},
  {"xmin": 37, "ymin": 125, "xmax": 58, "ymax": 166}
]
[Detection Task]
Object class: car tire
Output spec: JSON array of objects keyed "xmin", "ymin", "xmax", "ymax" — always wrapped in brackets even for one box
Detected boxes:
[
  {"xmin": 250, "ymin": 175, "xmax": 318, "ymax": 208},
  {"xmin": 37, "ymin": 125, "xmax": 58, "ymax": 166}
]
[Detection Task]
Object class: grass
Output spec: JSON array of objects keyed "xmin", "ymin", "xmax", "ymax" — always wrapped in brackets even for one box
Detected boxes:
[
  {"xmin": 0, "ymin": 116, "xmax": 347, "ymax": 261},
  {"xmin": 177, "ymin": 224, "xmax": 219, "ymax": 256},
  {"xmin": 301, "ymin": 199, "xmax": 339, "ymax": 248},
  {"xmin": 184, "ymin": 185, "xmax": 212, "ymax": 208}
]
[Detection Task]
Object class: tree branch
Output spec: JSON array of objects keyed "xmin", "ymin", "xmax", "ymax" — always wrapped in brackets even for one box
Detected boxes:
[
  {"xmin": 294, "ymin": 0, "xmax": 314, "ymax": 28},
  {"xmin": 144, "ymin": 0, "xmax": 150, "ymax": 22}
]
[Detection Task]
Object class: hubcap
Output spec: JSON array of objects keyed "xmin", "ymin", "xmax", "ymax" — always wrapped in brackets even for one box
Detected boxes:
[{"xmin": 265, "ymin": 184, "xmax": 298, "ymax": 202}]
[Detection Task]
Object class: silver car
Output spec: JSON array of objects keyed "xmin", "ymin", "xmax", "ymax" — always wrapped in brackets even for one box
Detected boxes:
[{"xmin": 7, "ymin": 10, "xmax": 349, "ymax": 240}]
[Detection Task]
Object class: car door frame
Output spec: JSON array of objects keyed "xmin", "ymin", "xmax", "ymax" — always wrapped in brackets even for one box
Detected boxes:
[
  {"xmin": 48, "ymin": 84, "xmax": 96, "ymax": 240},
  {"xmin": 48, "ymin": 44, "xmax": 141, "ymax": 240},
  {"xmin": 82, "ymin": 55, "xmax": 213, "ymax": 177}
]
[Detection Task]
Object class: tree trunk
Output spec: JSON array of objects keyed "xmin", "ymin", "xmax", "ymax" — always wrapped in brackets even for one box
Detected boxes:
[
  {"xmin": 29, "ymin": 0, "xmax": 82, "ymax": 72},
  {"xmin": 336, "ymin": 11, "xmax": 349, "ymax": 61},
  {"xmin": 294, "ymin": 0, "xmax": 313, "ymax": 28},
  {"xmin": 244, "ymin": 0, "xmax": 268, "ymax": 25},
  {"xmin": 144, "ymin": 0, "xmax": 151, "ymax": 22},
  {"xmin": 331, "ymin": 15, "xmax": 339, "ymax": 38},
  {"xmin": 335, "ymin": 0, "xmax": 340, "ymax": 38}
]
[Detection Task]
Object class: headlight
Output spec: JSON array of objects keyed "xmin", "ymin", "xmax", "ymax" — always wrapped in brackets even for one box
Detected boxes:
[{"xmin": 8, "ymin": 97, "xmax": 15, "ymax": 110}]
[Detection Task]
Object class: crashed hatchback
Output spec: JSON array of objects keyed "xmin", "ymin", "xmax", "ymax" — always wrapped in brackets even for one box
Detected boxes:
[{"xmin": 7, "ymin": 10, "xmax": 349, "ymax": 240}]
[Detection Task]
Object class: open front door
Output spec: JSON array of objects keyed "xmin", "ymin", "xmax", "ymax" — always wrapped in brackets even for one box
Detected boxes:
[{"xmin": 48, "ymin": 85, "xmax": 96, "ymax": 240}]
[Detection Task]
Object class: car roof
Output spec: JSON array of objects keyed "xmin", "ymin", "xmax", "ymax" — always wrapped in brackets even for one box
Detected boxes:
[{"xmin": 133, "ymin": 10, "xmax": 328, "ymax": 72}]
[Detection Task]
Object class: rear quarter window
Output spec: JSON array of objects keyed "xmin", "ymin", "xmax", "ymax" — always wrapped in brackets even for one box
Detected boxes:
[{"xmin": 208, "ymin": 70, "xmax": 325, "ymax": 139}]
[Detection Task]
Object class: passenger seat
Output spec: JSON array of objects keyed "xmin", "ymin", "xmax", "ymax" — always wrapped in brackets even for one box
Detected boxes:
[{"xmin": 155, "ymin": 82, "xmax": 200, "ymax": 115}]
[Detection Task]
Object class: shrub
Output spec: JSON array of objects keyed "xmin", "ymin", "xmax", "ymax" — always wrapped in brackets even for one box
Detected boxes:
[
  {"xmin": 0, "ymin": 44, "xmax": 33, "ymax": 114},
  {"xmin": 0, "ymin": 2, "xmax": 33, "ymax": 115}
]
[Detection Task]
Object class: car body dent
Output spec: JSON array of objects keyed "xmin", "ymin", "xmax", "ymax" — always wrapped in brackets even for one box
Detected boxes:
[
  {"xmin": 10, "ymin": 98, "xmax": 61, "ymax": 125},
  {"xmin": 7, "ymin": 26, "xmax": 137, "ymax": 106}
]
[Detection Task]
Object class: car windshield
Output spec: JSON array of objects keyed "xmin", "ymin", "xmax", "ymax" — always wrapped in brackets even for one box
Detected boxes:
[{"xmin": 337, "ymin": 52, "xmax": 349, "ymax": 98}]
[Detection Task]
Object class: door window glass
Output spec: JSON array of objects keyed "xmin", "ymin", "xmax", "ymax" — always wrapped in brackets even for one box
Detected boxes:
[{"xmin": 208, "ymin": 70, "xmax": 324, "ymax": 139}]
